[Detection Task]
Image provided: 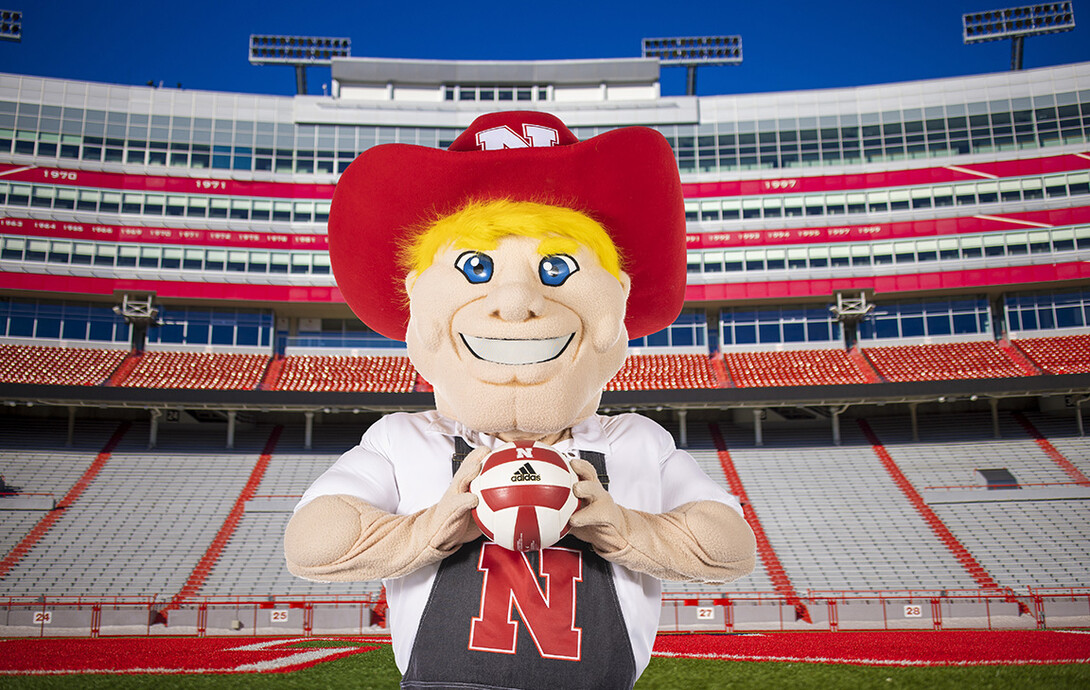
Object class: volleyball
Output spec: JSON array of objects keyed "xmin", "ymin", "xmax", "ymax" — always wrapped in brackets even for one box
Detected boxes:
[{"xmin": 469, "ymin": 440, "xmax": 579, "ymax": 552}]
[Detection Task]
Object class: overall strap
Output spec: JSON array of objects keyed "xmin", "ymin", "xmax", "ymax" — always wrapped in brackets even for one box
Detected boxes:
[
  {"xmin": 578, "ymin": 450, "xmax": 609, "ymax": 491},
  {"xmin": 451, "ymin": 436, "xmax": 474, "ymax": 475}
]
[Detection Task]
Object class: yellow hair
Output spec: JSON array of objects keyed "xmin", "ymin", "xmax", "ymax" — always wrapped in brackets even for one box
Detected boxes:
[{"xmin": 401, "ymin": 199, "xmax": 623, "ymax": 281}]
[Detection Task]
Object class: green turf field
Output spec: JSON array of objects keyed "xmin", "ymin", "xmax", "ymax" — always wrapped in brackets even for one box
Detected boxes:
[{"xmin": 3, "ymin": 640, "xmax": 1089, "ymax": 690}]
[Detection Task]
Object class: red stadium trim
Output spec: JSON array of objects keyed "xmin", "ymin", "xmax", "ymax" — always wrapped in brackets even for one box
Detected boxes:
[
  {"xmin": 685, "ymin": 261, "xmax": 1090, "ymax": 302},
  {"xmin": 0, "ymin": 272, "xmax": 344, "ymax": 303},
  {"xmin": 2, "ymin": 217, "xmax": 328, "ymax": 250},
  {"xmin": 685, "ymin": 206, "xmax": 1090, "ymax": 249},
  {"xmin": 3, "ymin": 151, "xmax": 1085, "ymax": 202},
  {"xmin": 0, "ymin": 163, "xmax": 334, "ymax": 199}
]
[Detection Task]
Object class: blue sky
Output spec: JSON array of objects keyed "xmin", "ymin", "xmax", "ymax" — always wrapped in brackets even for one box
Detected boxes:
[{"xmin": 1, "ymin": 0, "xmax": 1088, "ymax": 97}]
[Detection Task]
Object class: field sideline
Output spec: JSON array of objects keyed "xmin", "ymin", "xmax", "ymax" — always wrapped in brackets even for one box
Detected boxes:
[{"xmin": 2, "ymin": 631, "xmax": 1089, "ymax": 688}]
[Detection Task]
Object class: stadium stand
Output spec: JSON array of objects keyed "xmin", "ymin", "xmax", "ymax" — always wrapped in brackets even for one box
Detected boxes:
[
  {"xmin": 861, "ymin": 341, "xmax": 1028, "ymax": 382},
  {"xmin": 604, "ymin": 353, "xmax": 720, "ymax": 391},
  {"xmin": 715, "ymin": 421, "xmax": 983, "ymax": 593},
  {"xmin": 271, "ymin": 354, "xmax": 417, "ymax": 393},
  {"xmin": 935, "ymin": 501, "xmax": 1090, "ymax": 590},
  {"xmin": 723, "ymin": 349, "xmax": 870, "ymax": 388},
  {"xmin": 1014, "ymin": 334, "xmax": 1090, "ymax": 375},
  {"xmin": 118, "ymin": 351, "xmax": 269, "ymax": 390},
  {"xmin": 0, "ymin": 344, "xmax": 127, "ymax": 386}
]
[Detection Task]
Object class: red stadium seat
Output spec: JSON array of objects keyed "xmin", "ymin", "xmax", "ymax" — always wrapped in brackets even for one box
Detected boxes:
[
  {"xmin": 604, "ymin": 354, "xmax": 719, "ymax": 391},
  {"xmin": 1013, "ymin": 334, "xmax": 1090, "ymax": 375},
  {"xmin": 0, "ymin": 344, "xmax": 129, "ymax": 386},
  {"xmin": 862, "ymin": 341, "xmax": 1025, "ymax": 382},
  {"xmin": 119, "ymin": 351, "xmax": 269, "ymax": 390},
  {"xmin": 723, "ymin": 349, "xmax": 868, "ymax": 388},
  {"xmin": 274, "ymin": 355, "xmax": 418, "ymax": 393}
]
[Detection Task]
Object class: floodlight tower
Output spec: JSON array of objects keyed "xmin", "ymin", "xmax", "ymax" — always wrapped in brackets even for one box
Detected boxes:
[
  {"xmin": 963, "ymin": 3, "xmax": 1075, "ymax": 70},
  {"xmin": 0, "ymin": 9, "xmax": 21, "ymax": 42},
  {"xmin": 642, "ymin": 35, "xmax": 742, "ymax": 96},
  {"xmin": 248, "ymin": 34, "xmax": 351, "ymax": 95}
]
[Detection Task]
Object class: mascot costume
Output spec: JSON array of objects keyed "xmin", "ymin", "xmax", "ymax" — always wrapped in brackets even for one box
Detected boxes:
[{"xmin": 285, "ymin": 111, "xmax": 756, "ymax": 689}]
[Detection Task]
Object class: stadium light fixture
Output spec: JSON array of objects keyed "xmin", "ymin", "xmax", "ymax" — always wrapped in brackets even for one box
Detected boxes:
[
  {"xmin": 248, "ymin": 34, "xmax": 351, "ymax": 95},
  {"xmin": 962, "ymin": 3, "xmax": 1075, "ymax": 70},
  {"xmin": 642, "ymin": 35, "xmax": 742, "ymax": 96},
  {"xmin": 0, "ymin": 9, "xmax": 21, "ymax": 42}
]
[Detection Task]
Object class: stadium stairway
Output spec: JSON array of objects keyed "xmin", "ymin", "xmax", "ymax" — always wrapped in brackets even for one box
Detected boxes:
[
  {"xmin": 857, "ymin": 418, "xmax": 1003, "ymax": 591},
  {"xmin": 105, "ymin": 351, "xmax": 142, "ymax": 387},
  {"xmin": 0, "ymin": 421, "xmax": 132, "ymax": 578},
  {"xmin": 164, "ymin": 425, "xmax": 283, "ymax": 612},
  {"xmin": 708, "ymin": 422, "xmax": 811, "ymax": 622}
]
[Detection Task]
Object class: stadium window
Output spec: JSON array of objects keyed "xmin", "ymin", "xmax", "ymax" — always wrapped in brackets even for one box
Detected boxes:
[
  {"xmin": 745, "ymin": 250, "xmax": 765, "ymax": 271},
  {"xmin": 938, "ymin": 238, "xmax": 959, "ymax": 260},
  {"xmin": 915, "ymin": 240, "xmax": 937, "ymax": 263},
  {"xmin": 54, "ymin": 188, "xmax": 76, "ymax": 210},
  {"xmin": 94, "ymin": 245, "xmax": 116, "ymax": 266},
  {"xmin": 703, "ymin": 252, "xmax": 723, "ymax": 273},
  {"xmin": 117, "ymin": 246, "xmax": 138, "ymax": 267},
  {"xmin": 227, "ymin": 251, "xmax": 246, "ymax": 272},
  {"xmin": 960, "ymin": 237, "xmax": 983, "ymax": 258},
  {"xmin": 273, "ymin": 201, "xmax": 292, "ymax": 222},
  {"xmin": 291, "ymin": 255, "xmax": 310, "ymax": 274},
  {"xmin": 166, "ymin": 196, "xmax": 185, "ymax": 216},
  {"xmin": 72, "ymin": 243, "xmax": 93, "ymax": 265},
  {"xmin": 807, "ymin": 247, "xmax": 828, "ymax": 268},
  {"xmin": 230, "ymin": 200, "xmax": 250, "ymax": 220},
  {"xmin": 270, "ymin": 252, "xmax": 290, "ymax": 274},
  {"xmin": 766, "ymin": 249, "xmax": 786, "ymax": 270},
  {"xmin": 984, "ymin": 236, "xmax": 1005, "ymax": 257},
  {"xmin": 312, "ymin": 254, "xmax": 331, "ymax": 275},
  {"xmin": 787, "ymin": 248, "xmax": 807, "ymax": 269},
  {"xmin": 143, "ymin": 195, "xmax": 164, "ymax": 215},
  {"xmin": 139, "ymin": 247, "xmax": 160, "ymax": 268},
  {"xmin": 161, "ymin": 248, "xmax": 182, "ymax": 269},
  {"xmin": 205, "ymin": 250, "xmax": 225, "ymax": 271},
  {"xmin": 187, "ymin": 197, "xmax": 208, "ymax": 218},
  {"xmin": 48, "ymin": 241, "xmax": 71, "ymax": 263},
  {"xmin": 183, "ymin": 249, "xmax": 203, "ymax": 271},
  {"xmin": 293, "ymin": 202, "xmax": 314, "ymax": 223},
  {"xmin": 1037, "ymin": 174, "xmax": 1063, "ymax": 196}
]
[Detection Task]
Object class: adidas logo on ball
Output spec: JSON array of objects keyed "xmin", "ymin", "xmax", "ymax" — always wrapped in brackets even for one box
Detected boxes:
[{"xmin": 510, "ymin": 463, "xmax": 541, "ymax": 482}]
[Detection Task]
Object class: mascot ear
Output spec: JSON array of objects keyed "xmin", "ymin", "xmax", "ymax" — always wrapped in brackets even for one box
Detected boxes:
[{"xmin": 592, "ymin": 271, "xmax": 632, "ymax": 353}]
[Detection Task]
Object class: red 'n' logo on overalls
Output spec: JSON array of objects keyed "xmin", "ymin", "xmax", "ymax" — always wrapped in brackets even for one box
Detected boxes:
[{"xmin": 469, "ymin": 543, "xmax": 583, "ymax": 660}]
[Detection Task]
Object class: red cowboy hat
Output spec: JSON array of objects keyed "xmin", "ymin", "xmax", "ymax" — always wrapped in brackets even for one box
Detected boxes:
[{"xmin": 328, "ymin": 111, "xmax": 686, "ymax": 341}]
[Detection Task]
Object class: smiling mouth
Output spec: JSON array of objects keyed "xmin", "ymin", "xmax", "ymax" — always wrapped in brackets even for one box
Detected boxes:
[{"xmin": 460, "ymin": 333, "xmax": 575, "ymax": 365}]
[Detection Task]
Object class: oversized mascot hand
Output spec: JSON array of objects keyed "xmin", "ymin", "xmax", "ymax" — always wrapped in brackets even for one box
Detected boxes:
[
  {"xmin": 567, "ymin": 457, "xmax": 756, "ymax": 583},
  {"xmin": 285, "ymin": 447, "xmax": 486, "ymax": 582}
]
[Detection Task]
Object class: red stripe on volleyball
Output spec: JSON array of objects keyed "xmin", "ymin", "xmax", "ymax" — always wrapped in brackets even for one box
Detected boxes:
[
  {"xmin": 480, "ymin": 485, "xmax": 573, "ymax": 511},
  {"xmin": 513, "ymin": 505, "xmax": 542, "ymax": 551}
]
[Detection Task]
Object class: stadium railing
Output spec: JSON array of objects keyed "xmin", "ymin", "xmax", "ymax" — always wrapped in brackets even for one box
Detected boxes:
[{"xmin": 5, "ymin": 588, "xmax": 1087, "ymax": 637}]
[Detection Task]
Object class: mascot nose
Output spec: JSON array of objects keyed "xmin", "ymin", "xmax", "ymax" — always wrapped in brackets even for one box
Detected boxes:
[{"xmin": 484, "ymin": 279, "xmax": 545, "ymax": 322}]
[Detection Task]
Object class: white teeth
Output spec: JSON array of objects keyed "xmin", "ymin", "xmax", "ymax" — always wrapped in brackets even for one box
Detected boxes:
[{"xmin": 460, "ymin": 334, "xmax": 574, "ymax": 365}]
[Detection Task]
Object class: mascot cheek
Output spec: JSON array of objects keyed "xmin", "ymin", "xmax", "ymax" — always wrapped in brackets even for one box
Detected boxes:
[
  {"xmin": 590, "ymin": 273, "xmax": 631, "ymax": 354},
  {"xmin": 405, "ymin": 272, "xmax": 445, "ymax": 353}
]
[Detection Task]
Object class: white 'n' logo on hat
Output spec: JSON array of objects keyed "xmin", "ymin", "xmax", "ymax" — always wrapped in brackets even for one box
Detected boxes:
[{"xmin": 475, "ymin": 124, "xmax": 559, "ymax": 151}]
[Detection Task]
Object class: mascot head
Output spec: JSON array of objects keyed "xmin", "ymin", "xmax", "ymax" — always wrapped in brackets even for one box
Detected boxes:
[{"xmin": 328, "ymin": 112, "xmax": 685, "ymax": 436}]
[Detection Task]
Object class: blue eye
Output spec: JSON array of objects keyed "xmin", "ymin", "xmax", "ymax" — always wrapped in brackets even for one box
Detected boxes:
[
  {"xmin": 539, "ymin": 254, "xmax": 579, "ymax": 286},
  {"xmin": 455, "ymin": 251, "xmax": 493, "ymax": 284}
]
